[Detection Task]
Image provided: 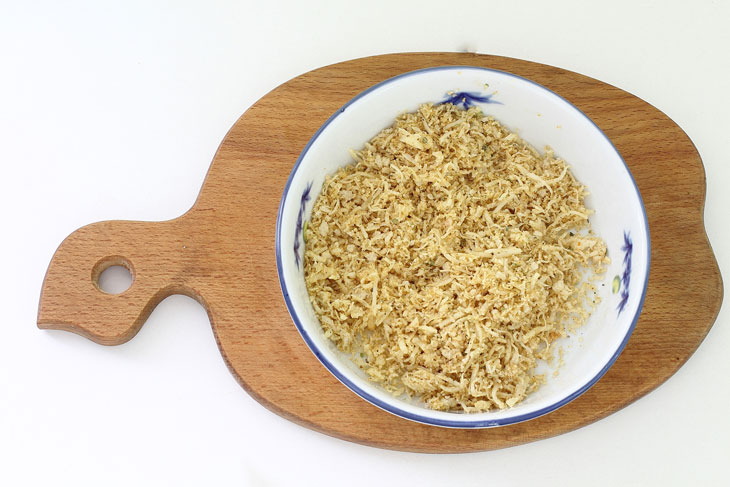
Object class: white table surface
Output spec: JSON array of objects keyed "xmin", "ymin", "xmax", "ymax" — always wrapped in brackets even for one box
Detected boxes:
[{"xmin": 1, "ymin": 1, "xmax": 728, "ymax": 485}]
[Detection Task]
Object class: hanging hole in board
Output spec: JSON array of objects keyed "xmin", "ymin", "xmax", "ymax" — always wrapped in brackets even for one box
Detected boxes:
[{"xmin": 92, "ymin": 256, "xmax": 134, "ymax": 295}]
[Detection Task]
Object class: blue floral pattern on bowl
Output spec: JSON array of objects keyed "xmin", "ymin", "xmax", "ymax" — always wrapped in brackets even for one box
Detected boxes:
[
  {"xmin": 293, "ymin": 182, "xmax": 313, "ymax": 269},
  {"xmin": 440, "ymin": 91, "xmax": 502, "ymax": 109},
  {"xmin": 617, "ymin": 231, "xmax": 633, "ymax": 314}
]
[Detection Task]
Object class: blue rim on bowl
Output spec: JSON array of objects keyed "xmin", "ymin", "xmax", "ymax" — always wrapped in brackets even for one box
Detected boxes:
[{"xmin": 275, "ymin": 66, "xmax": 651, "ymax": 428}]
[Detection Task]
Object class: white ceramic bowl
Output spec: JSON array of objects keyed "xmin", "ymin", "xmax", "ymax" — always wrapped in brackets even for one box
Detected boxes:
[{"xmin": 276, "ymin": 66, "xmax": 650, "ymax": 428}]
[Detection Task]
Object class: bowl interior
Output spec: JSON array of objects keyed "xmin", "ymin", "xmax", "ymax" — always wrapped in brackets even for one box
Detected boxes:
[{"xmin": 276, "ymin": 66, "xmax": 649, "ymax": 427}]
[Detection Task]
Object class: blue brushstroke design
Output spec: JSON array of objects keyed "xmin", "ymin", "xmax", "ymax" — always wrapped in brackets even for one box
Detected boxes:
[
  {"xmin": 617, "ymin": 231, "xmax": 633, "ymax": 314},
  {"xmin": 441, "ymin": 91, "xmax": 502, "ymax": 109},
  {"xmin": 293, "ymin": 182, "xmax": 313, "ymax": 268}
]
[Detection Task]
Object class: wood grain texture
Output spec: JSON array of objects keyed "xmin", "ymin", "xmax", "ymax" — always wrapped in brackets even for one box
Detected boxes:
[{"xmin": 37, "ymin": 53, "xmax": 723, "ymax": 453}]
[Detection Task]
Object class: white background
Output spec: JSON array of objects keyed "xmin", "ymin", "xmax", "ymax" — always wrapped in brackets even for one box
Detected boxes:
[{"xmin": 1, "ymin": 1, "xmax": 728, "ymax": 485}]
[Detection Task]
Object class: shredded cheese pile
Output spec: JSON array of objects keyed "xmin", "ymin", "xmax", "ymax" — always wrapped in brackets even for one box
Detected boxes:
[{"xmin": 303, "ymin": 103, "xmax": 608, "ymax": 412}]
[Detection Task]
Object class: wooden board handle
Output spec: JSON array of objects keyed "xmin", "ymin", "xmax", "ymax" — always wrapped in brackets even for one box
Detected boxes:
[{"xmin": 37, "ymin": 217, "xmax": 202, "ymax": 345}]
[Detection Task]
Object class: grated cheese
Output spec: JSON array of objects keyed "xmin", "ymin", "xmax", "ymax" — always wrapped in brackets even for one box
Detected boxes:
[{"xmin": 303, "ymin": 103, "xmax": 608, "ymax": 412}]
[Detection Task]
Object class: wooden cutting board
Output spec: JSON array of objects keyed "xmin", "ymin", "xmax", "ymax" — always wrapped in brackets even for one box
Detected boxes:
[{"xmin": 37, "ymin": 53, "xmax": 723, "ymax": 453}]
